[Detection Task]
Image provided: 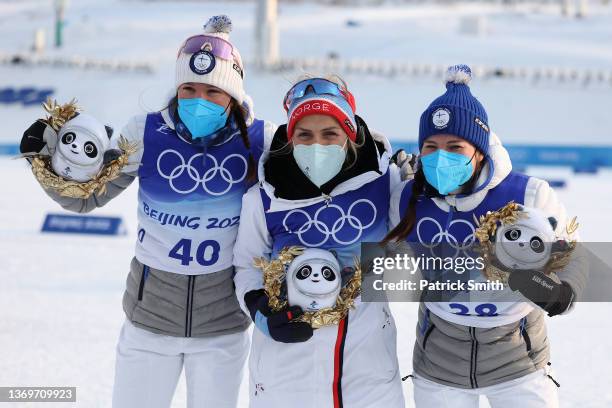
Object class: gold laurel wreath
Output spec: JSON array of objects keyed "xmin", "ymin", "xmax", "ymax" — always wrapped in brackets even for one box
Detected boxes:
[
  {"xmin": 253, "ymin": 246, "xmax": 362, "ymax": 329},
  {"xmin": 29, "ymin": 99, "xmax": 140, "ymax": 199},
  {"xmin": 42, "ymin": 98, "xmax": 81, "ymax": 131},
  {"xmin": 474, "ymin": 201, "xmax": 578, "ymax": 282}
]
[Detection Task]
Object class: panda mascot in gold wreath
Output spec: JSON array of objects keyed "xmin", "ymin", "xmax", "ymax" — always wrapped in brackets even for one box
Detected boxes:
[
  {"xmin": 476, "ymin": 201, "xmax": 579, "ymax": 316},
  {"xmin": 493, "ymin": 206, "xmax": 560, "ymax": 271},
  {"xmin": 19, "ymin": 99, "xmax": 137, "ymax": 198},
  {"xmin": 50, "ymin": 113, "xmax": 112, "ymax": 182},
  {"xmin": 255, "ymin": 246, "xmax": 361, "ymax": 328},
  {"xmin": 286, "ymin": 248, "xmax": 342, "ymax": 312}
]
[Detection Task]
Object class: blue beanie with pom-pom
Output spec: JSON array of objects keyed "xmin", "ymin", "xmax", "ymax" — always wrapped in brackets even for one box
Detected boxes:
[{"xmin": 418, "ymin": 64, "xmax": 490, "ymax": 155}]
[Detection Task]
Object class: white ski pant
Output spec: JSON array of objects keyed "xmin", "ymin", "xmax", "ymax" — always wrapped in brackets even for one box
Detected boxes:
[
  {"xmin": 112, "ymin": 319, "xmax": 249, "ymax": 408},
  {"xmin": 413, "ymin": 368, "xmax": 559, "ymax": 408}
]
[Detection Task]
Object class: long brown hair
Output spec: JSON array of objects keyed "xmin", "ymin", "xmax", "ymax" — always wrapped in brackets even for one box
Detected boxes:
[
  {"xmin": 166, "ymin": 95, "xmax": 256, "ymax": 182},
  {"xmin": 382, "ymin": 168, "xmax": 427, "ymax": 244},
  {"xmin": 382, "ymin": 156, "xmax": 485, "ymax": 244}
]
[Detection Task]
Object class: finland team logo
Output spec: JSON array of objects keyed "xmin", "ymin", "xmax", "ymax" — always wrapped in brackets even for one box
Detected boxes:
[
  {"xmin": 432, "ymin": 108, "xmax": 451, "ymax": 129},
  {"xmin": 189, "ymin": 50, "xmax": 216, "ymax": 75},
  {"xmin": 416, "ymin": 217, "xmax": 476, "ymax": 258},
  {"xmin": 282, "ymin": 199, "xmax": 377, "ymax": 246},
  {"xmin": 156, "ymin": 149, "xmax": 247, "ymax": 196}
]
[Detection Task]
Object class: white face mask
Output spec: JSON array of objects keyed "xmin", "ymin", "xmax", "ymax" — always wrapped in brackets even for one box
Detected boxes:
[{"xmin": 293, "ymin": 141, "xmax": 347, "ymax": 188}]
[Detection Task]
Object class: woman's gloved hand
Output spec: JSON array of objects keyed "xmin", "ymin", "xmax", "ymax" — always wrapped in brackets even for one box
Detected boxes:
[
  {"xmin": 507, "ymin": 270, "xmax": 574, "ymax": 317},
  {"xmin": 244, "ymin": 289, "xmax": 313, "ymax": 343},
  {"xmin": 392, "ymin": 149, "xmax": 417, "ymax": 181},
  {"xmin": 20, "ymin": 120, "xmax": 58, "ymax": 155}
]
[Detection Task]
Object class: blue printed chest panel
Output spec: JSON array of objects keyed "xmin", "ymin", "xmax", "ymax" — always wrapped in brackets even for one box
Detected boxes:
[
  {"xmin": 399, "ymin": 173, "xmax": 533, "ymax": 323},
  {"xmin": 401, "ymin": 172, "xmax": 529, "ymax": 251},
  {"xmin": 134, "ymin": 113, "xmax": 264, "ymax": 274},
  {"xmin": 262, "ymin": 172, "xmax": 390, "ymax": 268},
  {"xmin": 139, "ymin": 114, "xmax": 264, "ymax": 202}
]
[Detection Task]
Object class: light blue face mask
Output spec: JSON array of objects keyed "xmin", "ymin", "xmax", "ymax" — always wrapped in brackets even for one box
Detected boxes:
[
  {"xmin": 421, "ymin": 149, "xmax": 474, "ymax": 195},
  {"xmin": 177, "ymin": 98, "xmax": 228, "ymax": 141},
  {"xmin": 293, "ymin": 142, "xmax": 347, "ymax": 188}
]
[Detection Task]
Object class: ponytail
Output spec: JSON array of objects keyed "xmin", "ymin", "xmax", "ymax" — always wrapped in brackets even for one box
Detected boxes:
[
  {"xmin": 230, "ymin": 101, "xmax": 257, "ymax": 183},
  {"xmin": 382, "ymin": 168, "xmax": 426, "ymax": 244}
]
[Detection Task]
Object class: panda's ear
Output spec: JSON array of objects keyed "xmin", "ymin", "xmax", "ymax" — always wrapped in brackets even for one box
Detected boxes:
[
  {"xmin": 104, "ymin": 125, "xmax": 114, "ymax": 139},
  {"xmin": 329, "ymin": 249, "xmax": 339, "ymax": 261},
  {"xmin": 548, "ymin": 217, "xmax": 558, "ymax": 231}
]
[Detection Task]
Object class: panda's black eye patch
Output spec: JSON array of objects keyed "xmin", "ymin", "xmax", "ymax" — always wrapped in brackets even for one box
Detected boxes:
[
  {"xmin": 84, "ymin": 142, "xmax": 98, "ymax": 158},
  {"xmin": 530, "ymin": 237, "xmax": 544, "ymax": 253},
  {"xmin": 505, "ymin": 229, "xmax": 521, "ymax": 241},
  {"xmin": 62, "ymin": 132, "xmax": 75, "ymax": 145},
  {"xmin": 322, "ymin": 266, "xmax": 336, "ymax": 281},
  {"xmin": 296, "ymin": 265, "xmax": 311, "ymax": 280}
]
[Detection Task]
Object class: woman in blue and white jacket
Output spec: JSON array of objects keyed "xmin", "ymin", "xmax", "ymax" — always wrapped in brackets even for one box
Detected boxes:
[
  {"xmin": 233, "ymin": 75, "xmax": 405, "ymax": 408},
  {"xmin": 386, "ymin": 65, "xmax": 587, "ymax": 408},
  {"xmin": 19, "ymin": 16, "xmax": 275, "ymax": 408}
]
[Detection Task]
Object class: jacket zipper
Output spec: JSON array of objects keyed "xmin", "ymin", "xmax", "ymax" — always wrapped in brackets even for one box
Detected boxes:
[
  {"xmin": 185, "ymin": 275, "xmax": 196, "ymax": 337},
  {"xmin": 469, "ymin": 327, "xmax": 479, "ymax": 388},
  {"xmin": 440, "ymin": 206, "xmax": 456, "ymax": 260},
  {"xmin": 445, "ymin": 205, "xmax": 456, "ymax": 231},
  {"xmin": 323, "ymin": 193, "xmax": 332, "ymax": 207},
  {"xmin": 520, "ymin": 317, "xmax": 532, "ymax": 352},
  {"xmin": 137, "ymin": 265, "xmax": 149, "ymax": 301}
]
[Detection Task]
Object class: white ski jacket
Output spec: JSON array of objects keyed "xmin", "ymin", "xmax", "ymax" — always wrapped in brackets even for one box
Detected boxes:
[
  {"xmin": 388, "ymin": 133, "xmax": 589, "ymax": 389},
  {"xmin": 233, "ymin": 125, "xmax": 405, "ymax": 408}
]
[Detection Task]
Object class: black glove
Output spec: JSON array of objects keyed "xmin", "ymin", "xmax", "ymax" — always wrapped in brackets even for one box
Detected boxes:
[
  {"xmin": 508, "ymin": 270, "xmax": 574, "ymax": 317},
  {"xmin": 20, "ymin": 120, "xmax": 50, "ymax": 154},
  {"xmin": 245, "ymin": 289, "xmax": 313, "ymax": 343}
]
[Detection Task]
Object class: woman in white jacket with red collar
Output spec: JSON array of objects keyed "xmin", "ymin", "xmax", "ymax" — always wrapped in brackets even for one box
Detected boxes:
[{"xmin": 233, "ymin": 75, "xmax": 405, "ymax": 408}]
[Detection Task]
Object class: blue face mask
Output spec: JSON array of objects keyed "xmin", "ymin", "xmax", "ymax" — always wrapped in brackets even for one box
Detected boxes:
[
  {"xmin": 177, "ymin": 98, "xmax": 228, "ymax": 141},
  {"xmin": 421, "ymin": 149, "xmax": 474, "ymax": 195},
  {"xmin": 293, "ymin": 143, "xmax": 347, "ymax": 188}
]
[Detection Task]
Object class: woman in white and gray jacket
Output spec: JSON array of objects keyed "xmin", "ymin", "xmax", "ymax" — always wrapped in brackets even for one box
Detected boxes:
[
  {"xmin": 19, "ymin": 16, "xmax": 276, "ymax": 408},
  {"xmin": 233, "ymin": 75, "xmax": 406, "ymax": 408},
  {"xmin": 386, "ymin": 65, "xmax": 587, "ymax": 408}
]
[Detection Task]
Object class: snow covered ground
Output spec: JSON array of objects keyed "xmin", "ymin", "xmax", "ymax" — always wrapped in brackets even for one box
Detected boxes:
[{"xmin": 1, "ymin": 0, "xmax": 611, "ymax": 407}]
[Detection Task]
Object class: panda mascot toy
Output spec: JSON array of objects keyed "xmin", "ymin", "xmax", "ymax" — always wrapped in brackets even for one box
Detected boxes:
[
  {"xmin": 493, "ymin": 206, "xmax": 559, "ymax": 272},
  {"xmin": 255, "ymin": 246, "xmax": 361, "ymax": 328},
  {"xmin": 51, "ymin": 113, "xmax": 112, "ymax": 182},
  {"xmin": 20, "ymin": 99, "xmax": 137, "ymax": 199},
  {"xmin": 476, "ymin": 202, "xmax": 577, "ymax": 278},
  {"xmin": 286, "ymin": 248, "xmax": 342, "ymax": 312}
]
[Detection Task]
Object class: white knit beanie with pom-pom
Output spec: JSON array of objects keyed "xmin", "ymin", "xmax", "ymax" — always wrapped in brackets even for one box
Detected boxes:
[{"xmin": 175, "ymin": 15, "xmax": 246, "ymax": 105}]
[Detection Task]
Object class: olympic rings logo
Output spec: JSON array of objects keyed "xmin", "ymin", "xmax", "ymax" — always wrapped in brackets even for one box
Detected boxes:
[
  {"xmin": 416, "ymin": 217, "xmax": 476, "ymax": 258},
  {"xmin": 282, "ymin": 199, "xmax": 377, "ymax": 246},
  {"xmin": 156, "ymin": 149, "xmax": 247, "ymax": 196}
]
